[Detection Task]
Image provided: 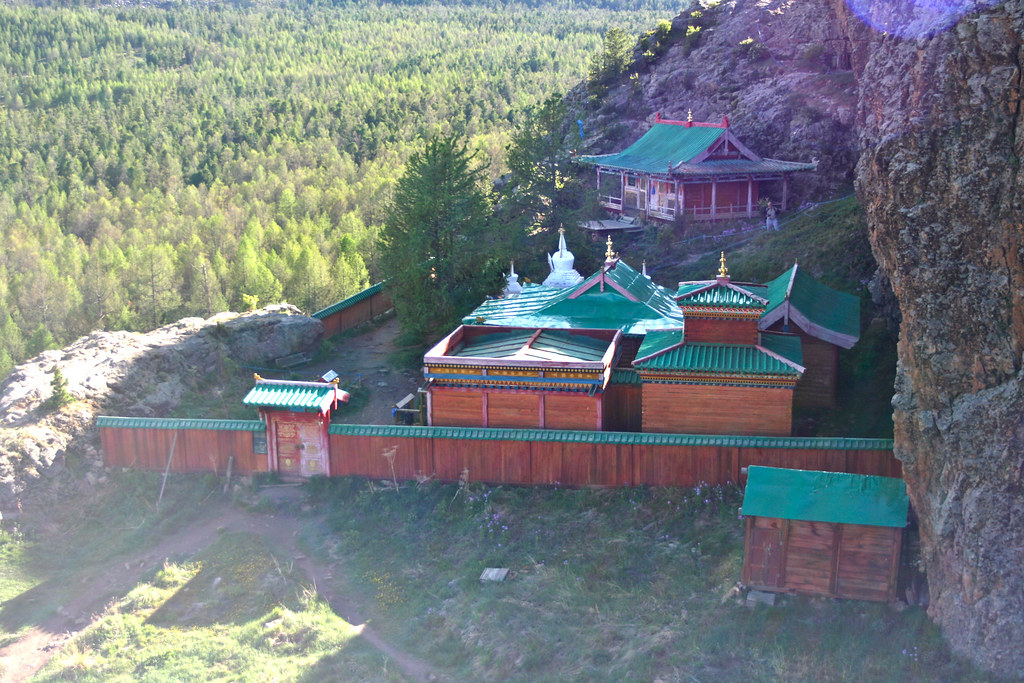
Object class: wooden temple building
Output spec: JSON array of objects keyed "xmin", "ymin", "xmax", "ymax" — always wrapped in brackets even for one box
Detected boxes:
[
  {"xmin": 424, "ymin": 237, "xmax": 859, "ymax": 436},
  {"xmin": 741, "ymin": 466, "xmax": 909, "ymax": 602},
  {"xmin": 579, "ymin": 113, "xmax": 816, "ymax": 222}
]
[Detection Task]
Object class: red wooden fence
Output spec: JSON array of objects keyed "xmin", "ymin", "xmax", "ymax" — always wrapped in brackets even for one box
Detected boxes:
[
  {"xmin": 99, "ymin": 418, "xmax": 901, "ymax": 487},
  {"xmin": 311, "ymin": 283, "xmax": 392, "ymax": 338}
]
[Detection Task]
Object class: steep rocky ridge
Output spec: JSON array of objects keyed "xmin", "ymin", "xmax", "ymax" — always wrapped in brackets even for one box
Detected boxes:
[
  {"xmin": 0, "ymin": 305, "xmax": 322, "ymax": 510},
  {"xmin": 577, "ymin": 0, "xmax": 1023, "ymax": 675},
  {"xmin": 852, "ymin": 3, "xmax": 1024, "ymax": 677}
]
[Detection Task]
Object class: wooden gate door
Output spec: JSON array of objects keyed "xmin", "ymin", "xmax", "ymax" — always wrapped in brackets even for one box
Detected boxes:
[
  {"xmin": 743, "ymin": 517, "xmax": 786, "ymax": 589},
  {"xmin": 273, "ymin": 415, "xmax": 329, "ymax": 478}
]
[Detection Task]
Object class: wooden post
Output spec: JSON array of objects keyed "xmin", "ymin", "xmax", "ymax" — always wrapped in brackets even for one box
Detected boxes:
[
  {"xmin": 156, "ymin": 430, "xmax": 179, "ymax": 508},
  {"xmin": 222, "ymin": 455, "xmax": 234, "ymax": 495},
  {"xmin": 747, "ymin": 176, "xmax": 753, "ymax": 217},
  {"xmin": 711, "ymin": 178, "xmax": 718, "ymax": 220},
  {"xmin": 481, "ymin": 391, "xmax": 489, "ymax": 428},
  {"xmin": 782, "ymin": 174, "xmax": 789, "ymax": 210}
]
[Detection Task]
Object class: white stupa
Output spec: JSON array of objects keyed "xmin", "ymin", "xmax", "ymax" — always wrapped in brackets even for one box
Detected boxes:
[
  {"xmin": 542, "ymin": 228, "xmax": 585, "ymax": 288},
  {"xmin": 503, "ymin": 260, "xmax": 523, "ymax": 298}
]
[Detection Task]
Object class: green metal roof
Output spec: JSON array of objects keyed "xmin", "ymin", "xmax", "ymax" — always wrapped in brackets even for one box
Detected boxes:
[
  {"xmin": 759, "ymin": 332, "xmax": 803, "ymax": 368},
  {"xmin": 609, "ymin": 368, "xmax": 642, "ymax": 385},
  {"xmin": 676, "ymin": 281, "xmax": 767, "ymax": 309},
  {"xmin": 242, "ymin": 381, "xmax": 343, "ymax": 412},
  {"xmin": 635, "ymin": 329, "xmax": 683, "ymax": 361},
  {"xmin": 327, "ymin": 423, "xmax": 892, "ymax": 451},
  {"xmin": 464, "ymin": 261, "xmax": 686, "ymax": 335},
  {"xmin": 96, "ymin": 416, "xmax": 264, "ymax": 431},
  {"xmin": 762, "ymin": 265, "xmax": 860, "ymax": 346},
  {"xmin": 635, "ymin": 342, "xmax": 801, "ymax": 376},
  {"xmin": 579, "ymin": 124, "xmax": 725, "ymax": 173},
  {"xmin": 742, "ymin": 466, "xmax": 908, "ymax": 527},
  {"xmin": 451, "ymin": 329, "xmax": 610, "ymax": 363},
  {"xmin": 312, "ymin": 282, "xmax": 386, "ymax": 319}
]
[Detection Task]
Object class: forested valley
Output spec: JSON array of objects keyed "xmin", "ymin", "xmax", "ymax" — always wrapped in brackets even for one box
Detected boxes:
[{"xmin": 0, "ymin": 0, "xmax": 675, "ymax": 377}]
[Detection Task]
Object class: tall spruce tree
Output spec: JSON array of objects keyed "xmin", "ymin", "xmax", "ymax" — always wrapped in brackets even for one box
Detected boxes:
[
  {"xmin": 504, "ymin": 94, "xmax": 592, "ymax": 241},
  {"xmin": 379, "ymin": 134, "xmax": 502, "ymax": 342}
]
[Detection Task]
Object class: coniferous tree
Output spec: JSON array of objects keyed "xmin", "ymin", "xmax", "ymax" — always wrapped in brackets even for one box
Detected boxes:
[{"xmin": 379, "ymin": 134, "xmax": 503, "ymax": 342}]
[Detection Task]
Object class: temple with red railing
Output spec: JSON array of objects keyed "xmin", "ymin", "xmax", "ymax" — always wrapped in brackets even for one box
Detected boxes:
[{"xmin": 579, "ymin": 112, "xmax": 816, "ymax": 222}]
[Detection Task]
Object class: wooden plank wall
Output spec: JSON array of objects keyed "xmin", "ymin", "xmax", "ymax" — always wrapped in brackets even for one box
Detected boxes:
[
  {"xmin": 642, "ymin": 384, "xmax": 793, "ymax": 436},
  {"xmin": 743, "ymin": 517, "xmax": 902, "ymax": 602},
  {"xmin": 102, "ymin": 426, "xmax": 901, "ymax": 486},
  {"xmin": 100, "ymin": 427, "xmax": 267, "ymax": 475},
  {"xmin": 319, "ymin": 290, "xmax": 393, "ymax": 338}
]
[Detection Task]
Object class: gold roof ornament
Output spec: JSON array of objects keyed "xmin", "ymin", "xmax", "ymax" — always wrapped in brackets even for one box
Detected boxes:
[
  {"xmin": 605, "ymin": 235, "xmax": 616, "ymax": 261},
  {"xmin": 687, "ymin": 108, "xmax": 693, "ymax": 122},
  {"xmin": 717, "ymin": 251, "xmax": 729, "ymax": 278},
  {"xmin": 254, "ymin": 373, "xmax": 263, "ymax": 381}
]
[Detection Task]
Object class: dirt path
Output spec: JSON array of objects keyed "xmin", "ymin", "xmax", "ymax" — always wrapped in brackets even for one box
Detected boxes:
[
  {"xmin": 0, "ymin": 496, "xmax": 436, "ymax": 683},
  {"xmin": 312, "ymin": 315, "xmax": 422, "ymax": 426}
]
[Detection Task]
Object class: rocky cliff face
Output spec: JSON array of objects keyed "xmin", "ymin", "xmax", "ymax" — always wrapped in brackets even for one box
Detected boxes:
[
  {"xmin": 852, "ymin": 3, "xmax": 1024, "ymax": 677},
  {"xmin": 581, "ymin": 0, "xmax": 1023, "ymax": 675},
  {"xmin": 0, "ymin": 305, "xmax": 323, "ymax": 510}
]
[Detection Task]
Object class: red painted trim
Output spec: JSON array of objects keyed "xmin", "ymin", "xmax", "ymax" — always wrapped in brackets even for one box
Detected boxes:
[{"xmin": 482, "ymin": 392, "xmax": 489, "ymax": 427}]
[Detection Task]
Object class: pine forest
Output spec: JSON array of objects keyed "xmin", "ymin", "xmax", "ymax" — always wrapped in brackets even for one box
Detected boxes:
[{"xmin": 0, "ymin": 0, "xmax": 675, "ymax": 377}]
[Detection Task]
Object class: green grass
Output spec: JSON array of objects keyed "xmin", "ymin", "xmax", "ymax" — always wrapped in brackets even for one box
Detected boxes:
[
  {"xmin": 0, "ymin": 472, "xmax": 993, "ymax": 681},
  {"xmin": 304, "ymin": 478, "xmax": 991, "ymax": 682},
  {"xmin": 35, "ymin": 533, "xmax": 396, "ymax": 682}
]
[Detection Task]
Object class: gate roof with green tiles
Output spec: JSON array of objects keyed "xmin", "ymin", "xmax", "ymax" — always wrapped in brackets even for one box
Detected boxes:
[
  {"xmin": 242, "ymin": 379, "xmax": 349, "ymax": 413},
  {"xmin": 742, "ymin": 466, "xmax": 908, "ymax": 527}
]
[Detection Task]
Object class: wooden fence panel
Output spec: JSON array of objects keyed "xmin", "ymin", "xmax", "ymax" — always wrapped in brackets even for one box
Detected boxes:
[{"xmin": 102, "ymin": 425, "xmax": 900, "ymax": 488}]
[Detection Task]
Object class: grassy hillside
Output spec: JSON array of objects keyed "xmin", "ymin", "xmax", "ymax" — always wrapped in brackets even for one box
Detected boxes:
[{"xmin": 0, "ymin": 472, "xmax": 991, "ymax": 681}]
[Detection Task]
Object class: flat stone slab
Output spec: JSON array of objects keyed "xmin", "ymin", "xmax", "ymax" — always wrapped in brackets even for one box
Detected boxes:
[
  {"xmin": 746, "ymin": 589, "xmax": 777, "ymax": 606},
  {"xmin": 479, "ymin": 567, "xmax": 509, "ymax": 582}
]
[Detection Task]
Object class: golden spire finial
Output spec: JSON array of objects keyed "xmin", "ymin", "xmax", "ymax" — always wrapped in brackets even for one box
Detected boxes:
[
  {"xmin": 687, "ymin": 108, "xmax": 693, "ymax": 122},
  {"xmin": 254, "ymin": 373, "xmax": 263, "ymax": 381},
  {"xmin": 605, "ymin": 235, "xmax": 615, "ymax": 261},
  {"xmin": 558, "ymin": 227, "xmax": 565, "ymax": 235},
  {"xmin": 717, "ymin": 251, "xmax": 729, "ymax": 278}
]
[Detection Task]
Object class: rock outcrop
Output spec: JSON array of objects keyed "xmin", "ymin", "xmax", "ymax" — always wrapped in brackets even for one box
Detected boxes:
[
  {"xmin": 852, "ymin": 3, "xmax": 1024, "ymax": 677},
  {"xmin": 578, "ymin": 0, "xmax": 1023, "ymax": 674},
  {"xmin": 0, "ymin": 305, "xmax": 323, "ymax": 509}
]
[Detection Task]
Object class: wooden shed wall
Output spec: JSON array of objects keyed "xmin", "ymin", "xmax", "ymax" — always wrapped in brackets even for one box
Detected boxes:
[
  {"xmin": 742, "ymin": 516, "xmax": 902, "ymax": 602},
  {"xmin": 642, "ymin": 383, "xmax": 792, "ymax": 436},
  {"xmin": 99, "ymin": 427, "xmax": 266, "ymax": 475}
]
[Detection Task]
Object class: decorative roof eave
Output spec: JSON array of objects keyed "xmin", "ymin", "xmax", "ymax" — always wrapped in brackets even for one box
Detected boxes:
[
  {"xmin": 684, "ymin": 129, "xmax": 762, "ymax": 165},
  {"xmin": 679, "ymin": 306, "xmax": 764, "ymax": 320},
  {"xmin": 675, "ymin": 280, "xmax": 769, "ymax": 307},
  {"xmin": 634, "ymin": 370, "xmax": 801, "ymax": 386}
]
